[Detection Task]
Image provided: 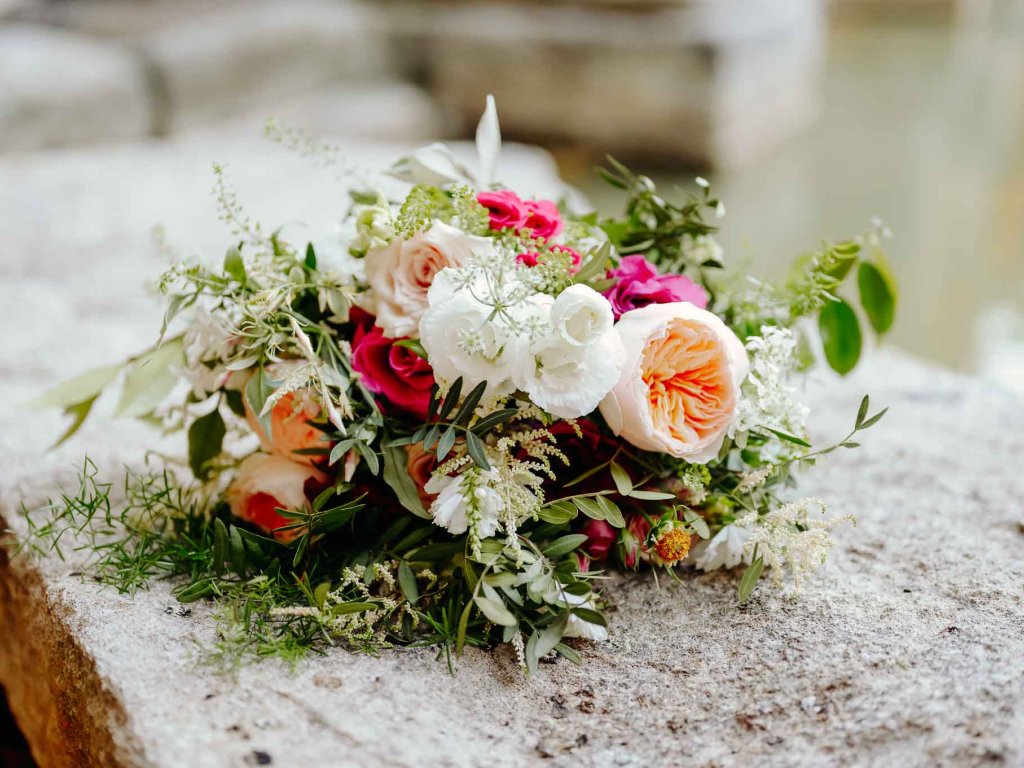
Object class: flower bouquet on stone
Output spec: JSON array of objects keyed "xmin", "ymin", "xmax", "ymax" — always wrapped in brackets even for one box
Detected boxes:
[{"xmin": 23, "ymin": 97, "xmax": 896, "ymax": 672}]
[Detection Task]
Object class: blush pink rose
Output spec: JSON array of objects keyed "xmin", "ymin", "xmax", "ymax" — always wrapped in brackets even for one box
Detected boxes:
[
  {"xmin": 522, "ymin": 199, "xmax": 563, "ymax": 239},
  {"xmin": 227, "ymin": 453, "xmax": 328, "ymax": 542},
  {"xmin": 405, "ymin": 443, "xmax": 439, "ymax": 507},
  {"xmin": 604, "ymin": 255, "xmax": 708, "ymax": 319},
  {"xmin": 599, "ymin": 302, "xmax": 749, "ymax": 464},
  {"xmin": 364, "ymin": 221, "xmax": 492, "ymax": 338},
  {"xmin": 351, "ymin": 324, "xmax": 435, "ymax": 419},
  {"xmin": 477, "ymin": 190, "xmax": 529, "ymax": 231}
]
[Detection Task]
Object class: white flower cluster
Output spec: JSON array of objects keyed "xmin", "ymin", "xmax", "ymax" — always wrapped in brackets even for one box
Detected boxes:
[
  {"xmin": 730, "ymin": 325, "xmax": 809, "ymax": 460},
  {"xmin": 419, "ymin": 244, "xmax": 624, "ymax": 419},
  {"xmin": 736, "ymin": 498, "xmax": 854, "ymax": 591}
]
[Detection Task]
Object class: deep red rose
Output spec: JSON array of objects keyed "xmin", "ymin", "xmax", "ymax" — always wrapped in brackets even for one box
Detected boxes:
[{"xmin": 351, "ymin": 324, "xmax": 435, "ymax": 419}]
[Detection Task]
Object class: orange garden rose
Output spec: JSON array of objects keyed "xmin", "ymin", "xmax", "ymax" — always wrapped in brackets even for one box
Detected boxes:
[
  {"xmin": 245, "ymin": 389, "xmax": 328, "ymax": 466},
  {"xmin": 227, "ymin": 453, "xmax": 328, "ymax": 542},
  {"xmin": 599, "ymin": 302, "xmax": 749, "ymax": 464}
]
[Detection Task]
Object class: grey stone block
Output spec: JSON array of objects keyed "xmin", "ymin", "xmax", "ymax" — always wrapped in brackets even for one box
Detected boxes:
[{"xmin": 0, "ymin": 24, "xmax": 150, "ymax": 152}]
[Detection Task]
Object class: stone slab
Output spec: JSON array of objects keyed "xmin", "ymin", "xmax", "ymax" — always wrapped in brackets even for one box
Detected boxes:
[
  {"xmin": 0, "ymin": 24, "xmax": 151, "ymax": 153},
  {"xmin": 1, "ymin": 138, "xmax": 1023, "ymax": 767}
]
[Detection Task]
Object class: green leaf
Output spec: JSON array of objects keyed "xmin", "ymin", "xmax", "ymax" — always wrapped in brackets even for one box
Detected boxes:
[
  {"xmin": 627, "ymin": 490, "xmax": 676, "ymax": 501},
  {"xmin": 244, "ymin": 366, "xmax": 275, "ymax": 436},
  {"xmin": 537, "ymin": 501, "xmax": 578, "ymax": 525},
  {"xmin": 330, "ymin": 601, "xmax": 377, "ymax": 616},
  {"xmin": 465, "ymin": 432, "xmax": 490, "ymax": 470},
  {"xmin": 28, "ymin": 362, "xmax": 121, "ymax": 410},
  {"xmin": 398, "ymin": 560, "xmax": 419, "ymax": 603},
  {"xmin": 554, "ymin": 642, "xmax": 583, "ymax": 665},
  {"xmin": 855, "ymin": 395, "xmax": 870, "ymax": 429},
  {"xmin": 313, "ymin": 581, "xmax": 331, "ymax": 610},
  {"xmin": 212, "ymin": 518, "xmax": 228, "ymax": 575},
  {"xmin": 228, "ymin": 524, "xmax": 246, "ymax": 577},
  {"xmin": 473, "ymin": 594, "xmax": 518, "ymax": 626},
  {"xmin": 115, "ymin": 337, "xmax": 185, "ymax": 417},
  {"xmin": 761, "ymin": 427, "xmax": 812, "ymax": 448},
  {"xmin": 859, "ymin": 406, "xmax": 889, "ymax": 431},
  {"xmin": 224, "ymin": 245, "xmax": 246, "ymax": 283},
  {"xmin": 437, "ymin": 378, "xmax": 462, "ymax": 421},
  {"xmin": 572, "ymin": 607, "xmax": 607, "ymax": 627},
  {"xmin": 595, "ymin": 495, "xmax": 625, "ymax": 528},
  {"xmin": 304, "ymin": 243, "xmax": 317, "ymax": 271},
  {"xmin": 355, "ymin": 442, "xmax": 380, "ymax": 476},
  {"xmin": 393, "ymin": 338, "xmax": 428, "ymax": 360},
  {"xmin": 51, "ymin": 395, "xmax": 100, "ymax": 448},
  {"xmin": 469, "ymin": 408, "xmax": 518, "ymax": 434},
  {"xmin": 525, "ymin": 631, "xmax": 540, "ymax": 675},
  {"xmin": 382, "ymin": 444, "xmax": 430, "ymax": 519},
  {"xmin": 436, "ymin": 426, "xmax": 457, "ymax": 461},
  {"xmin": 456, "ymin": 600, "xmax": 473, "ymax": 657},
  {"xmin": 610, "ymin": 461, "xmax": 633, "ymax": 496},
  {"xmin": 176, "ymin": 580, "xmax": 216, "ymax": 603},
  {"xmin": 542, "ymin": 534, "xmax": 588, "ymax": 558},
  {"xmin": 857, "ymin": 260, "xmax": 896, "ymax": 335},
  {"xmin": 573, "ymin": 497, "xmax": 605, "ymax": 521},
  {"xmin": 188, "ymin": 408, "xmax": 226, "ymax": 480},
  {"xmin": 453, "ymin": 380, "xmax": 488, "ymax": 425},
  {"xmin": 818, "ymin": 298, "xmax": 862, "ymax": 375},
  {"xmin": 737, "ymin": 556, "xmax": 765, "ymax": 603}
]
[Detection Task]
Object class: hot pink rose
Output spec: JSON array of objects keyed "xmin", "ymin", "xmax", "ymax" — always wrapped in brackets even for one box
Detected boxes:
[
  {"xmin": 580, "ymin": 518, "xmax": 617, "ymax": 560},
  {"xmin": 522, "ymin": 199, "xmax": 563, "ymax": 239},
  {"xmin": 603, "ymin": 255, "xmax": 708, "ymax": 319},
  {"xmin": 352, "ymin": 324, "xmax": 435, "ymax": 419},
  {"xmin": 516, "ymin": 245, "xmax": 582, "ymax": 272},
  {"xmin": 477, "ymin": 190, "xmax": 528, "ymax": 231}
]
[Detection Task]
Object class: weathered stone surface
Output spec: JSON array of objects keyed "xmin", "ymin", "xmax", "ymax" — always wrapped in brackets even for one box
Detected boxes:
[
  {"xmin": 398, "ymin": 0, "xmax": 825, "ymax": 167},
  {"xmin": 0, "ymin": 24, "xmax": 151, "ymax": 153},
  {"xmin": 136, "ymin": 0, "xmax": 393, "ymax": 133},
  {"xmin": 1, "ymin": 138, "xmax": 1023, "ymax": 766}
]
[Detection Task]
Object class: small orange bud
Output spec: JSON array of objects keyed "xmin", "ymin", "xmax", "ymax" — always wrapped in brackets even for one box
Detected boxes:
[{"xmin": 653, "ymin": 528, "xmax": 691, "ymax": 565}]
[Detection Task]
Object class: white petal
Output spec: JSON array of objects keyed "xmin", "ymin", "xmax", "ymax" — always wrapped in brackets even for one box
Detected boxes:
[{"xmin": 475, "ymin": 94, "xmax": 502, "ymax": 188}]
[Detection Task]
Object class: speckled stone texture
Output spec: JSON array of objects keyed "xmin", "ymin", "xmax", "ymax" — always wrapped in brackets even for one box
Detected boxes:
[{"xmin": 1, "ymin": 138, "xmax": 1023, "ymax": 767}]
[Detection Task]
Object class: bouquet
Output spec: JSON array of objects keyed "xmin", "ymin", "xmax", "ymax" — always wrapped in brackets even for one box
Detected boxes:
[{"xmin": 25, "ymin": 98, "xmax": 896, "ymax": 672}]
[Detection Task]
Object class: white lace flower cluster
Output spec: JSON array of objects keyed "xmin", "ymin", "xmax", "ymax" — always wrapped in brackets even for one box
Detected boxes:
[
  {"xmin": 419, "ymin": 244, "xmax": 625, "ymax": 419},
  {"xmin": 730, "ymin": 325, "xmax": 810, "ymax": 460},
  {"xmin": 736, "ymin": 498, "xmax": 854, "ymax": 591}
]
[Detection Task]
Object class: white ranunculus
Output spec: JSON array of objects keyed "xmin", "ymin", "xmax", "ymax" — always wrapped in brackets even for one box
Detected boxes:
[
  {"xmin": 515, "ymin": 331, "xmax": 625, "ymax": 419},
  {"xmin": 424, "ymin": 470, "xmax": 504, "ymax": 537},
  {"xmin": 550, "ymin": 284, "xmax": 613, "ymax": 347},
  {"xmin": 419, "ymin": 273, "xmax": 527, "ymax": 398},
  {"xmin": 692, "ymin": 523, "xmax": 754, "ymax": 572}
]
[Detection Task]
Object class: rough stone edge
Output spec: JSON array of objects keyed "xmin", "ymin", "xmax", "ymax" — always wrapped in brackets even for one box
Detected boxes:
[{"xmin": 0, "ymin": 507, "xmax": 148, "ymax": 768}]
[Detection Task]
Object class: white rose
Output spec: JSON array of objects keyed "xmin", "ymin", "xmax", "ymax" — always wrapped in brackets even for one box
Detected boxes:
[
  {"xmin": 599, "ymin": 302, "xmax": 749, "ymax": 464},
  {"xmin": 364, "ymin": 221, "xmax": 493, "ymax": 338}
]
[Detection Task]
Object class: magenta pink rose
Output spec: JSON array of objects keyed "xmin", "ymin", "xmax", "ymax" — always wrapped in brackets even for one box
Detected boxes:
[
  {"xmin": 603, "ymin": 255, "xmax": 708, "ymax": 319},
  {"xmin": 351, "ymin": 324, "xmax": 435, "ymax": 419},
  {"xmin": 522, "ymin": 199, "xmax": 563, "ymax": 239},
  {"xmin": 516, "ymin": 244, "xmax": 582, "ymax": 272},
  {"xmin": 580, "ymin": 518, "xmax": 617, "ymax": 560},
  {"xmin": 477, "ymin": 190, "xmax": 528, "ymax": 231}
]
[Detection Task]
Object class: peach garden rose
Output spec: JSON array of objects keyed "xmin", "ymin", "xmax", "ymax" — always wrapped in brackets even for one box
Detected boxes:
[
  {"xmin": 599, "ymin": 302, "xmax": 749, "ymax": 464},
  {"xmin": 227, "ymin": 453, "xmax": 328, "ymax": 542}
]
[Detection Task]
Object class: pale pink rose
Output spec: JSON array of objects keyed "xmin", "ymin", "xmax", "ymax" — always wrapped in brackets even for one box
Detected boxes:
[
  {"xmin": 599, "ymin": 302, "xmax": 749, "ymax": 464},
  {"xmin": 245, "ymin": 388, "xmax": 328, "ymax": 467},
  {"xmin": 227, "ymin": 453, "xmax": 328, "ymax": 542},
  {"xmin": 364, "ymin": 221, "xmax": 493, "ymax": 338}
]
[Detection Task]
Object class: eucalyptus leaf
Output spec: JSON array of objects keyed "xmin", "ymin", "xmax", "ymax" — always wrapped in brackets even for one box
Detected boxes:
[
  {"xmin": 857, "ymin": 260, "xmax": 897, "ymax": 334},
  {"xmin": 188, "ymin": 408, "xmax": 226, "ymax": 480},
  {"xmin": 382, "ymin": 444, "xmax": 430, "ymax": 519},
  {"xmin": 115, "ymin": 337, "xmax": 184, "ymax": 418},
  {"xmin": 737, "ymin": 556, "xmax": 765, "ymax": 603}
]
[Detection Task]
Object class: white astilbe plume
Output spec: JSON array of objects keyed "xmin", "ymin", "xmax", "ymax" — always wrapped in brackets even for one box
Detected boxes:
[
  {"xmin": 730, "ymin": 325, "xmax": 809, "ymax": 460},
  {"xmin": 736, "ymin": 498, "xmax": 854, "ymax": 591}
]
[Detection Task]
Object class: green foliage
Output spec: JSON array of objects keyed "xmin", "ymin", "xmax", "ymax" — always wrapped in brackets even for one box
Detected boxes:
[{"xmin": 819, "ymin": 298, "xmax": 863, "ymax": 375}]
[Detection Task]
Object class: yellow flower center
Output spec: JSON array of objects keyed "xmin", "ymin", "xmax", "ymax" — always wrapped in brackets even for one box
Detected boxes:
[{"xmin": 653, "ymin": 529, "xmax": 692, "ymax": 565}]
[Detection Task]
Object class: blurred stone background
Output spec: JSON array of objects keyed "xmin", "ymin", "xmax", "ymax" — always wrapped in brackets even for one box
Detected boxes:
[{"xmin": 1, "ymin": 0, "xmax": 1023, "ymax": 763}]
